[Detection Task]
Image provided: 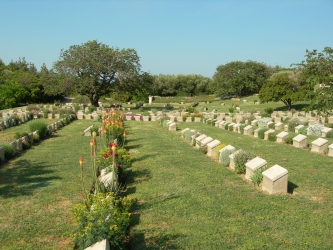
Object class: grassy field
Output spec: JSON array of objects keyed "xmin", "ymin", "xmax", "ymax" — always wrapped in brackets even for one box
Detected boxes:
[
  {"xmin": 126, "ymin": 121, "xmax": 333, "ymax": 249},
  {"xmin": 1, "ymin": 113, "xmax": 332, "ymax": 249},
  {"xmin": 0, "ymin": 120, "xmax": 100, "ymax": 249},
  {"xmin": 121, "ymin": 95, "xmax": 311, "ymax": 114}
]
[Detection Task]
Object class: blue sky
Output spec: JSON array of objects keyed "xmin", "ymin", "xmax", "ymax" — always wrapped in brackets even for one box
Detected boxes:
[{"xmin": 0, "ymin": 0, "xmax": 332, "ymax": 77}]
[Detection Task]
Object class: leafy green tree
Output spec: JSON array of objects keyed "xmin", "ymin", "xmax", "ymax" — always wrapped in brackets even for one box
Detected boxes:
[
  {"xmin": 212, "ymin": 61, "xmax": 270, "ymax": 98},
  {"xmin": 0, "ymin": 81, "xmax": 29, "ymax": 109},
  {"xmin": 51, "ymin": 40, "xmax": 141, "ymax": 106},
  {"xmin": 259, "ymin": 71, "xmax": 308, "ymax": 110},
  {"xmin": 293, "ymin": 47, "xmax": 333, "ymax": 113}
]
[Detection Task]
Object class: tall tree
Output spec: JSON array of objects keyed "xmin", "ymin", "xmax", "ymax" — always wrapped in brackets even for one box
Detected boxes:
[
  {"xmin": 293, "ymin": 47, "xmax": 333, "ymax": 113},
  {"xmin": 259, "ymin": 71, "xmax": 308, "ymax": 110},
  {"xmin": 212, "ymin": 61, "xmax": 270, "ymax": 98},
  {"xmin": 51, "ymin": 40, "xmax": 141, "ymax": 106}
]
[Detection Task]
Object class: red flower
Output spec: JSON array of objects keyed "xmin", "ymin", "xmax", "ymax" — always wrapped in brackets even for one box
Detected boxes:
[
  {"xmin": 109, "ymin": 150, "xmax": 113, "ymax": 155},
  {"xmin": 79, "ymin": 156, "xmax": 83, "ymax": 164},
  {"xmin": 116, "ymin": 163, "xmax": 120, "ymax": 167},
  {"xmin": 103, "ymin": 154, "xmax": 109, "ymax": 159}
]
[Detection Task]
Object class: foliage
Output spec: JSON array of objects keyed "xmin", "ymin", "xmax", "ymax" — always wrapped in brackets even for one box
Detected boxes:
[
  {"xmin": 250, "ymin": 167, "xmax": 266, "ymax": 186},
  {"xmin": 153, "ymin": 74, "xmax": 213, "ymax": 96},
  {"xmin": 264, "ymin": 106, "xmax": 274, "ymax": 115},
  {"xmin": 259, "ymin": 70, "xmax": 308, "ymax": 110},
  {"xmin": 219, "ymin": 148, "xmax": 235, "ymax": 167},
  {"xmin": 293, "ymin": 47, "xmax": 333, "ymax": 113},
  {"xmin": 90, "ymin": 125, "xmax": 100, "ymax": 136},
  {"xmin": 284, "ymin": 136, "xmax": 293, "ymax": 144},
  {"xmin": 72, "ymin": 95, "xmax": 90, "ymax": 104},
  {"xmin": 325, "ymin": 130, "xmax": 333, "ymax": 138},
  {"xmin": 186, "ymin": 106, "xmax": 196, "ymax": 113},
  {"xmin": 258, "ymin": 128, "xmax": 269, "ymax": 139},
  {"xmin": 288, "ymin": 118, "xmax": 300, "ymax": 132},
  {"xmin": 268, "ymin": 122, "xmax": 275, "ymax": 129},
  {"xmin": 71, "ymin": 192, "xmax": 134, "ymax": 250},
  {"xmin": 298, "ymin": 127, "xmax": 307, "ymax": 135},
  {"xmin": 164, "ymin": 103, "xmax": 173, "ymax": 110},
  {"xmin": 258, "ymin": 118, "xmax": 270, "ymax": 128},
  {"xmin": 212, "ymin": 61, "xmax": 270, "ymax": 97},
  {"xmin": 0, "ymin": 143, "xmax": 14, "ymax": 159},
  {"xmin": 307, "ymin": 124, "xmax": 324, "ymax": 136},
  {"xmin": 0, "ymin": 81, "xmax": 30, "ymax": 109},
  {"xmin": 234, "ymin": 150, "xmax": 255, "ymax": 174},
  {"xmin": 29, "ymin": 120, "xmax": 48, "ymax": 139},
  {"xmin": 51, "ymin": 40, "xmax": 143, "ymax": 107},
  {"xmin": 184, "ymin": 130, "xmax": 195, "ymax": 143},
  {"xmin": 268, "ymin": 132, "xmax": 277, "ymax": 142}
]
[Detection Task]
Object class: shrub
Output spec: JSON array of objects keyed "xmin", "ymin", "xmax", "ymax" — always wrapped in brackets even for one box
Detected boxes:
[
  {"xmin": 90, "ymin": 125, "xmax": 100, "ymax": 136},
  {"xmin": 258, "ymin": 118, "xmax": 270, "ymax": 128},
  {"xmin": 224, "ymin": 123, "xmax": 229, "ymax": 130},
  {"xmin": 33, "ymin": 133, "xmax": 40, "ymax": 142},
  {"xmin": 307, "ymin": 124, "xmax": 324, "ymax": 136},
  {"xmin": 268, "ymin": 132, "xmax": 277, "ymax": 142},
  {"xmin": 184, "ymin": 130, "xmax": 194, "ymax": 143},
  {"xmin": 229, "ymin": 107, "xmax": 234, "ymax": 113},
  {"xmin": 199, "ymin": 145, "xmax": 208, "ymax": 154},
  {"xmin": 326, "ymin": 130, "xmax": 333, "ymax": 138},
  {"xmin": 250, "ymin": 166, "xmax": 267, "ymax": 186},
  {"xmin": 300, "ymin": 120, "xmax": 309, "ymax": 126},
  {"xmin": 264, "ymin": 106, "xmax": 274, "ymax": 115},
  {"xmin": 268, "ymin": 123, "xmax": 275, "ymax": 129},
  {"xmin": 72, "ymin": 95, "xmax": 90, "ymax": 104},
  {"xmin": 219, "ymin": 148, "xmax": 235, "ymax": 167},
  {"xmin": 0, "ymin": 143, "xmax": 14, "ymax": 160},
  {"xmin": 288, "ymin": 118, "xmax": 300, "ymax": 132},
  {"xmin": 191, "ymin": 102, "xmax": 199, "ymax": 107},
  {"xmin": 186, "ymin": 106, "xmax": 196, "ymax": 113},
  {"xmin": 284, "ymin": 136, "xmax": 293, "ymax": 144},
  {"xmin": 71, "ymin": 192, "xmax": 134, "ymax": 250},
  {"xmin": 258, "ymin": 128, "xmax": 269, "ymax": 139},
  {"xmin": 234, "ymin": 150, "xmax": 255, "ymax": 174},
  {"xmin": 298, "ymin": 127, "xmax": 307, "ymax": 135},
  {"xmin": 29, "ymin": 120, "xmax": 48, "ymax": 139}
]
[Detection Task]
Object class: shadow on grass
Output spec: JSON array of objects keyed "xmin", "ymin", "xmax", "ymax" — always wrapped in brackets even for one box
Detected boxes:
[
  {"xmin": 132, "ymin": 154, "xmax": 156, "ymax": 163},
  {"xmin": 275, "ymin": 103, "xmax": 310, "ymax": 111},
  {"xmin": 128, "ymin": 195, "xmax": 183, "ymax": 250},
  {"xmin": 126, "ymin": 169, "xmax": 152, "ymax": 186},
  {"xmin": 288, "ymin": 181, "xmax": 298, "ymax": 194},
  {"xmin": 127, "ymin": 144, "xmax": 142, "ymax": 150},
  {"xmin": 0, "ymin": 159, "xmax": 61, "ymax": 198}
]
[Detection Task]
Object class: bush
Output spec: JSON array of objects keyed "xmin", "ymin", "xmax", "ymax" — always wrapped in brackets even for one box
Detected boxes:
[
  {"xmin": 298, "ymin": 127, "xmax": 307, "ymax": 135},
  {"xmin": 71, "ymin": 192, "xmax": 134, "ymax": 249},
  {"xmin": 90, "ymin": 125, "xmax": 100, "ymax": 136},
  {"xmin": 268, "ymin": 123, "xmax": 275, "ymax": 129},
  {"xmin": 164, "ymin": 103, "xmax": 173, "ymax": 110},
  {"xmin": 33, "ymin": 133, "xmax": 40, "ymax": 142},
  {"xmin": 250, "ymin": 167, "xmax": 267, "ymax": 186},
  {"xmin": 258, "ymin": 128, "xmax": 269, "ymax": 139},
  {"xmin": 72, "ymin": 95, "xmax": 90, "ymax": 104},
  {"xmin": 308, "ymin": 124, "xmax": 324, "ymax": 136},
  {"xmin": 224, "ymin": 123, "xmax": 229, "ymax": 130},
  {"xmin": 288, "ymin": 118, "xmax": 300, "ymax": 132},
  {"xmin": 184, "ymin": 130, "xmax": 194, "ymax": 143},
  {"xmin": 234, "ymin": 150, "xmax": 255, "ymax": 174},
  {"xmin": 192, "ymin": 102, "xmax": 199, "ymax": 107},
  {"xmin": 0, "ymin": 143, "xmax": 14, "ymax": 160},
  {"xmin": 219, "ymin": 148, "xmax": 235, "ymax": 167},
  {"xmin": 29, "ymin": 120, "xmax": 48, "ymax": 139},
  {"xmin": 326, "ymin": 130, "xmax": 333, "ymax": 138},
  {"xmin": 284, "ymin": 136, "xmax": 293, "ymax": 144},
  {"xmin": 229, "ymin": 107, "xmax": 234, "ymax": 113},
  {"xmin": 186, "ymin": 106, "xmax": 196, "ymax": 113},
  {"xmin": 264, "ymin": 106, "xmax": 274, "ymax": 115},
  {"xmin": 268, "ymin": 132, "xmax": 277, "ymax": 142}
]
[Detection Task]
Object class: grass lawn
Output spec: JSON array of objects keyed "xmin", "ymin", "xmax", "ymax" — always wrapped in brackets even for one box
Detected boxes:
[
  {"xmin": 0, "ymin": 120, "xmax": 99, "ymax": 249},
  {"xmin": 1, "ymin": 118, "xmax": 333, "ymax": 249},
  {"xmin": 126, "ymin": 121, "xmax": 333, "ymax": 249}
]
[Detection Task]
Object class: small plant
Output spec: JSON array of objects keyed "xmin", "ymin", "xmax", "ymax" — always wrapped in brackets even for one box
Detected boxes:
[
  {"xmin": 250, "ymin": 166, "xmax": 267, "ymax": 186},
  {"xmin": 308, "ymin": 124, "xmax": 324, "ymax": 136},
  {"xmin": 90, "ymin": 125, "xmax": 100, "ymax": 136},
  {"xmin": 184, "ymin": 130, "xmax": 195, "ymax": 143},
  {"xmin": 199, "ymin": 145, "xmax": 208, "ymax": 154},
  {"xmin": 298, "ymin": 127, "xmax": 307, "ymax": 135},
  {"xmin": 164, "ymin": 103, "xmax": 173, "ymax": 110},
  {"xmin": 326, "ymin": 130, "xmax": 333, "ymax": 138},
  {"xmin": 258, "ymin": 128, "xmax": 269, "ymax": 139},
  {"xmin": 288, "ymin": 118, "xmax": 300, "ymax": 132},
  {"xmin": 234, "ymin": 150, "xmax": 255, "ymax": 174},
  {"xmin": 224, "ymin": 123, "xmax": 229, "ymax": 130},
  {"xmin": 284, "ymin": 136, "xmax": 293, "ymax": 144},
  {"xmin": 268, "ymin": 132, "xmax": 277, "ymax": 142},
  {"xmin": 268, "ymin": 123, "xmax": 275, "ymax": 129},
  {"xmin": 88, "ymin": 105, "xmax": 96, "ymax": 113},
  {"xmin": 229, "ymin": 107, "xmax": 234, "ymax": 113},
  {"xmin": 29, "ymin": 120, "xmax": 48, "ymax": 139},
  {"xmin": 219, "ymin": 148, "xmax": 235, "ymax": 167},
  {"xmin": 264, "ymin": 106, "xmax": 274, "ymax": 115},
  {"xmin": 240, "ymin": 124, "xmax": 246, "ymax": 134},
  {"xmin": 33, "ymin": 133, "xmax": 40, "ymax": 142},
  {"xmin": 186, "ymin": 106, "xmax": 196, "ymax": 113},
  {"xmin": 0, "ymin": 143, "xmax": 14, "ymax": 160}
]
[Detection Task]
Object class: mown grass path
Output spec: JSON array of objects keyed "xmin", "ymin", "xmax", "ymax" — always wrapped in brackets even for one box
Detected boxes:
[
  {"xmin": 0, "ymin": 120, "xmax": 97, "ymax": 249},
  {"xmin": 127, "ymin": 121, "xmax": 333, "ymax": 249}
]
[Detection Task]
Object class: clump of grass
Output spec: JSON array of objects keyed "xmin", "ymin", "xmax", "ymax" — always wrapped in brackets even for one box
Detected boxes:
[
  {"xmin": 0, "ymin": 143, "xmax": 14, "ymax": 160},
  {"xmin": 258, "ymin": 128, "xmax": 269, "ymax": 139},
  {"xmin": 29, "ymin": 120, "xmax": 48, "ymax": 139}
]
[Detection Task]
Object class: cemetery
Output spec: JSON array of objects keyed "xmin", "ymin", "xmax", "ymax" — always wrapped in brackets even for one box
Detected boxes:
[{"xmin": 1, "ymin": 96, "xmax": 333, "ymax": 249}]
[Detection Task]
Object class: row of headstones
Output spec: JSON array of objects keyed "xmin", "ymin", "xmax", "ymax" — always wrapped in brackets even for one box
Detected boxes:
[
  {"xmin": 0, "ymin": 115, "xmax": 75, "ymax": 163},
  {"xmin": 181, "ymin": 128, "xmax": 289, "ymax": 194},
  {"xmin": 213, "ymin": 120, "xmax": 333, "ymax": 156},
  {"xmin": 77, "ymin": 111, "xmax": 99, "ymax": 120}
]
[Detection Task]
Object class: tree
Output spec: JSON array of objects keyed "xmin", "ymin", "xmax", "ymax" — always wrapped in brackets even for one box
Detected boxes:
[
  {"xmin": 51, "ymin": 40, "xmax": 141, "ymax": 106},
  {"xmin": 212, "ymin": 61, "xmax": 270, "ymax": 98},
  {"xmin": 0, "ymin": 81, "xmax": 29, "ymax": 109},
  {"xmin": 293, "ymin": 47, "xmax": 333, "ymax": 113},
  {"xmin": 259, "ymin": 71, "xmax": 308, "ymax": 110}
]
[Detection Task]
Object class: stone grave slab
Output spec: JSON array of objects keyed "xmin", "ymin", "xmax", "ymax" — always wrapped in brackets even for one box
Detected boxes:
[
  {"xmin": 311, "ymin": 138, "xmax": 328, "ymax": 154},
  {"xmin": 245, "ymin": 157, "xmax": 267, "ymax": 180},
  {"xmin": 262, "ymin": 165, "xmax": 288, "ymax": 194}
]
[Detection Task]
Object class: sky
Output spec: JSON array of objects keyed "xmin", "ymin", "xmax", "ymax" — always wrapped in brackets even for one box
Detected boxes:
[{"xmin": 0, "ymin": 0, "xmax": 332, "ymax": 78}]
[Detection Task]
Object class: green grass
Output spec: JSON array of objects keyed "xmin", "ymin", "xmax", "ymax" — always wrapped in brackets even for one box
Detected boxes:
[
  {"xmin": 1, "ymin": 116, "xmax": 333, "ymax": 249},
  {"xmin": 0, "ymin": 120, "xmax": 98, "ymax": 249},
  {"xmin": 126, "ymin": 121, "xmax": 333, "ymax": 249}
]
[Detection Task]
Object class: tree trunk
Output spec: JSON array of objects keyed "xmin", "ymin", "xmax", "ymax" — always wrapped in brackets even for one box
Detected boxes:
[{"xmin": 89, "ymin": 94, "xmax": 100, "ymax": 107}]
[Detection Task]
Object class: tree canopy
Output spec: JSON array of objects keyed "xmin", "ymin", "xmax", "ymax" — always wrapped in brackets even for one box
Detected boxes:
[
  {"xmin": 293, "ymin": 47, "xmax": 333, "ymax": 113},
  {"xmin": 51, "ymin": 40, "xmax": 142, "ymax": 106},
  {"xmin": 259, "ymin": 70, "xmax": 308, "ymax": 110},
  {"xmin": 212, "ymin": 61, "xmax": 271, "ymax": 98}
]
